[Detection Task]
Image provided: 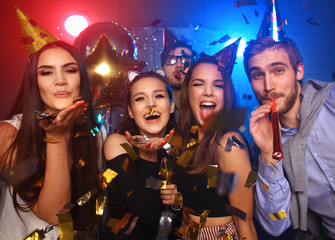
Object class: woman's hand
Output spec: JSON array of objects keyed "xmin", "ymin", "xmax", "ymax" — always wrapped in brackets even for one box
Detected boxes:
[
  {"xmin": 39, "ymin": 100, "xmax": 86, "ymax": 140},
  {"xmin": 124, "ymin": 129, "xmax": 174, "ymax": 153},
  {"xmin": 249, "ymin": 103, "xmax": 274, "ymax": 164},
  {"xmin": 160, "ymin": 184, "xmax": 181, "ymax": 207}
]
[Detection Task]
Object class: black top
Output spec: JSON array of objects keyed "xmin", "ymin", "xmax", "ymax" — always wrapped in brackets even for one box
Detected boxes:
[
  {"xmin": 103, "ymin": 147, "xmax": 167, "ymax": 239},
  {"xmin": 175, "ymin": 170, "xmax": 231, "ymax": 218}
]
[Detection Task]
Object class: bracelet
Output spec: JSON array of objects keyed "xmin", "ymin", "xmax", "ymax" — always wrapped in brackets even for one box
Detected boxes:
[{"xmin": 171, "ymin": 192, "xmax": 183, "ymax": 211}]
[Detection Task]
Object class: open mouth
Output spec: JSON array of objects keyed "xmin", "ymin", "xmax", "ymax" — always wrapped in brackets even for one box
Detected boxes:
[
  {"xmin": 200, "ymin": 102, "xmax": 216, "ymax": 119},
  {"xmin": 144, "ymin": 112, "xmax": 161, "ymax": 120}
]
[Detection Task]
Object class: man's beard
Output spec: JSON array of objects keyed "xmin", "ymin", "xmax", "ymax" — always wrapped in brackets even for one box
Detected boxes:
[
  {"xmin": 257, "ymin": 82, "xmax": 299, "ymax": 115},
  {"xmin": 279, "ymin": 83, "xmax": 299, "ymax": 115},
  {"xmin": 169, "ymin": 82, "xmax": 182, "ymax": 90}
]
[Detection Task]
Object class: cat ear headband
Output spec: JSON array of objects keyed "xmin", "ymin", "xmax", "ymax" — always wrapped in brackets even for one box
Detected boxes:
[{"xmin": 127, "ymin": 69, "xmax": 165, "ymax": 82}]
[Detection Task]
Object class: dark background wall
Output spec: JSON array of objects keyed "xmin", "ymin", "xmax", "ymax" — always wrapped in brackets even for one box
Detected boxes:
[{"xmin": 1, "ymin": 0, "xmax": 335, "ymax": 141}]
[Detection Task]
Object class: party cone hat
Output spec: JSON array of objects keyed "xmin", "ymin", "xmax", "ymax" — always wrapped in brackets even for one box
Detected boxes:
[
  {"xmin": 213, "ymin": 38, "xmax": 241, "ymax": 76},
  {"xmin": 257, "ymin": 0, "xmax": 287, "ymax": 41},
  {"xmin": 15, "ymin": 7, "xmax": 58, "ymax": 56},
  {"xmin": 163, "ymin": 27, "xmax": 179, "ymax": 48}
]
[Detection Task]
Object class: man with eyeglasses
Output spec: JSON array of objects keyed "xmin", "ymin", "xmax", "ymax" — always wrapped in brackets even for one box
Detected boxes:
[{"xmin": 161, "ymin": 41, "xmax": 197, "ymax": 108}]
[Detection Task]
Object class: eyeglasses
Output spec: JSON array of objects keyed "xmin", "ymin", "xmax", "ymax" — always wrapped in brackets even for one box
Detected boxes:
[{"xmin": 164, "ymin": 55, "xmax": 192, "ymax": 65}]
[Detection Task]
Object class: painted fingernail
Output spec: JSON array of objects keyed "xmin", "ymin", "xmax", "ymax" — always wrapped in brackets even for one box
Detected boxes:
[
  {"xmin": 166, "ymin": 134, "xmax": 170, "ymax": 139},
  {"xmin": 171, "ymin": 130, "xmax": 175, "ymax": 135},
  {"xmin": 146, "ymin": 142, "xmax": 152, "ymax": 147},
  {"xmin": 161, "ymin": 141, "xmax": 166, "ymax": 146},
  {"xmin": 71, "ymin": 105, "xmax": 76, "ymax": 110},
  {"xmin": 125, "ymin": 131, "xmax": 128, "ymax": 137},
  {"xmin": 83, "ymin": 107, "xmax": 87, "ymax": 111}
]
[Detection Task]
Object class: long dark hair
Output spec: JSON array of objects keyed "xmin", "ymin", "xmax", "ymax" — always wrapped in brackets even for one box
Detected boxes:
[
  {"xmin": 115, "ymin": 71, "xmax": 175, "ymax": 135},
  {"xmin": 178, "ymin": 56, "xmax": 237, "ymax": 175},
  {"xmin": 2, "ymin": 41, "xmax": 100, "ymax": 230}
]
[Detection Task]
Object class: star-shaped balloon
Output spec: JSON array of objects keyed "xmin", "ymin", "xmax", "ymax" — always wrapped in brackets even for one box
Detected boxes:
[
  {"xmin": 85, "ymin": 34, "xmax": 146, "ymax": 107},
  {"xmin": 84, "ymin": 34, "xmax": 146, "ymax": 133}
]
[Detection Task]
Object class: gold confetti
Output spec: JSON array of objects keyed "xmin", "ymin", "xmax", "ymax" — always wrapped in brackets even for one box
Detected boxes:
[
  {"xmin": 106, "ymin": 218, "xmax": 119, "ymax": 229},
  {"xmin": 269, "ymin": 210, "xmax": 287, "ymax": 221},
  {"xmin": 199, "ymin": 209, "xmax": 211, "ymax": 228},
  {"xmin": 180, "ymin": 210, "xmax": 211, "ymax": 240},
  {"xmin": 223, "ymin": 234, "xmax": 234, "ymax": 240},
  {"xmin": 185, "ymin": 222, "xmax": 200, "ymax": 240},
  {"xmin": 121, "ymin": 157, "xmax": 130, "ymax": 172},
  {"xmin": 176, "ymin": 139, "xmax": 199, "ymax": 168},
  {"xmin": 186, "ymin": 138, "xmax": 198, "ymax": 149},
  {"xmin": 74, "ymin": 131, "xmax": 89, "ymax": 138},
  {"xmin": 262, "ymin": 183, "xmax": 269, "ymax": 191},
  {"xmin": 34, "ymin": 178, "xmax": 43, "ymax": 187},
  {"xmin": 100, "ymin": 168, "xmax": 118, "ymax": 190},
  {"xmin": 189, "ymin": 125, "xmax": 198, "ymax": 134},
  {"xmin": 178, "ymin": 224, "xmax": 189, "ymax": 236},
  {"xmin": 24, "ymin": 231, "xmax": 43, "ymax": 240},
  {"xmin": 126, "ymin": 191, "xmax": 134, "ymax": 197},
  {"xmin": 150, "ymin": 107, "xmax": 154, "ymax": 116},
  {"xmin": 160, "ymin": 180, "xmax": 167, "ymax": 190},
  {"xmin": 169, "ymin": 135, "xmax": 183, "ymax": 149},
  {"xmin": 244, "ymin": 171, "xmax": 258, "ymax": 188},
  {"xmin": 75, "ymin": 158, "xmax": 85, "ymax": 170},
  {"xmin": 76, "ymin": 191, "xmax": 92, "ymax": 206},
  {"xmin": 58, "ymin": 214, "xmax": 74, "ymax": 240},
  {"xmin": 111, "ymin": 213, "xmax": 133, "ymax": 235},
  {"xmin": 176, "ymin": 149, "xmax": 194, "ymax": 168},
  {"xmin": 120, "ymin": 143, "xmax": 139, "ymax": 160},
  {"xmin": 207, "ymin": 165, "xmax": 218, "ymax": 189},
  {"xmin": 76, "ymin": 188, "xmax": 98, "ymax": 206},
  {"xmin": 95, "ymin": 194, "xmax": 106, "ymax": 216}
]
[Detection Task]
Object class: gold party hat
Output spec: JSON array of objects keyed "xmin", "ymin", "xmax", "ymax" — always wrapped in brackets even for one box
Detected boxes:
[{"xmin": 15, "ymin": 7, "xmax": 58, "ymax": 56}]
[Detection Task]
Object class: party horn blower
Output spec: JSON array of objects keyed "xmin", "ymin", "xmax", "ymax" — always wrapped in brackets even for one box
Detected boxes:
[{"xmin": 271, "ymin": 99, "xmax": 283, "ymax": 160}]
